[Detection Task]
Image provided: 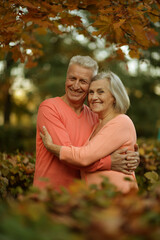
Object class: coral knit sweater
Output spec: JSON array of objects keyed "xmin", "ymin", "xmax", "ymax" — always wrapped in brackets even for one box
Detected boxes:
[
  {"xmin": 60, "ymin": 114, "xmax": 138, "ymax": 193},
  {"xmin": 33, "ymin": 97, "xmax": 111, "ymax": 191}
]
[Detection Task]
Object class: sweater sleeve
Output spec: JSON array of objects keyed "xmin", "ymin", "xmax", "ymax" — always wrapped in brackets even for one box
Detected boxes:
[
  {"xmin": 81, "ymin": 155, "xmax": 111, "ymax": 172},
  {"xmin": 60, "ymin": 117, "xmax": 131, "ymax": 167}
]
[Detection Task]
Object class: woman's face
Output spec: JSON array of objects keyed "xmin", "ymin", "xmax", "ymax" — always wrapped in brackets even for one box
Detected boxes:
[{"xmin": 88, "ymin": 79, "xmax": 115, "ymax": 117}]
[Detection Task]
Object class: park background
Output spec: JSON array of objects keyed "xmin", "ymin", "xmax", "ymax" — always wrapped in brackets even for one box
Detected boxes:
[
  {"xmin": 0, "ymin": 1, "xmax": 160, "ymax": 240},
  {"xmin": 0, "ymin": 0, "xmax": 160, "ymax": 153}
]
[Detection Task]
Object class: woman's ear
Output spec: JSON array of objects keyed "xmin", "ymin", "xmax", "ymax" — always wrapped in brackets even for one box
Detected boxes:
[{"xmin": 113, "ymin": 98, "xmax": 116, "ymax": 107}]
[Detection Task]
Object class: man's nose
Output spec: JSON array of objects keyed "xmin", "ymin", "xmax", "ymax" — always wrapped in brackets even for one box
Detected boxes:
[{"xmin": 73, "ymin": 80, "xmax": 80, "ymax": 89}]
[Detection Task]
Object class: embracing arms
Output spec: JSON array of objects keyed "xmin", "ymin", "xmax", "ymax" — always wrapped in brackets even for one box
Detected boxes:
[{"xmin": 40, "ymin": 125, "xmax": 140, "ymax": 175}]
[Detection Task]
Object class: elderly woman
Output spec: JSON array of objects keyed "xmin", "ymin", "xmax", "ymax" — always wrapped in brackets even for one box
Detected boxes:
[{"xmin": 40, "ymin": 71, "xmax": 138, "ymax": 193}]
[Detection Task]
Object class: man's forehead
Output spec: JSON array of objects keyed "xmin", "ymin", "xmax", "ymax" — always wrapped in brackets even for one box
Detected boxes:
[{"xmin": 68, "ymin": 63, "xmax": 94, "ymax": 71}]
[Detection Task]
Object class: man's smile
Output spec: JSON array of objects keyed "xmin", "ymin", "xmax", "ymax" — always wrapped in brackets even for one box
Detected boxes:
[{"xmin": 69, "ymin": 88, "xmax": 83, "ymax": 95}]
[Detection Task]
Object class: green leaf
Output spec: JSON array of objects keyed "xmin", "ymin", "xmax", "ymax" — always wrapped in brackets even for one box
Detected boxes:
[{"xmin": 144, "ymin": 171, "xmax": 159, "ymax": 183}]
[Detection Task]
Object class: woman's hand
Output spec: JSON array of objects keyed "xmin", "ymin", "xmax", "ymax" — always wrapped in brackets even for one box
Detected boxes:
[
  {"xmin": 40, "ymin": 126, "xmax": 61, "ymax": 157},
  {"xmin": 40, "ymin": 126, "xmax": 53, "ymax": 151}
]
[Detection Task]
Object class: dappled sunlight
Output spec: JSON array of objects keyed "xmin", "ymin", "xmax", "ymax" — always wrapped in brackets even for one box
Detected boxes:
[
  {"xmin": 13, "ymin": 89, "xmax": 28, "ymax": 105},
  {"xmin": 10, "ymin": 113, "xmax": 33, "ymax": 126},
  {"xmin": 10, "ymin": 113, "xmax": 17, "ymax": 126},
  {"xmin": 155, "ymin": 84, "xmax": 160, "ymax": 96},
  {"xmin": 0, "ymin": 112, "xmax": 3, "ymax": 125},
  {"xmin": 134, "ymin": 89, "xmax": 143, "ymax": 98}
]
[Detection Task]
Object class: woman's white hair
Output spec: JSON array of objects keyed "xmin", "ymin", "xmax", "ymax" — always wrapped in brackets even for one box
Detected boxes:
[
  {"xmin": 69, "ymin": 55, "xmax": 98, "ymax": 77},
  {"xmin": 91, "ymin": 71, "xmax": 130, "ymax": 113}
]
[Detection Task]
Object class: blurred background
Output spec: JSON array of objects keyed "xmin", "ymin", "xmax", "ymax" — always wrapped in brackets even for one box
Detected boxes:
[{"xmin": 0, "ymin": 30, "xmax": 160, "ymax": 153}]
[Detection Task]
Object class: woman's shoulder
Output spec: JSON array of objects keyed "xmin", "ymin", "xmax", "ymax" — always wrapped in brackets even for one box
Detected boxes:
[
  {"xmin": 107, "ymin": 114, "xmax": 135, "ymax": 129},
  {"xmin": 116, "ymin": 114, "xmax": 136, "ymax": 132},
  {"xmin": 115, "ymin": 114, "xmax": 133, "ymax": 123}
]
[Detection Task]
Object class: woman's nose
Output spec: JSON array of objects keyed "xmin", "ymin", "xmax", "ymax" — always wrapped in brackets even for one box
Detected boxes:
[{"xmin": 91, "ymin": 93, "xmax": 98, "ymax": 100}]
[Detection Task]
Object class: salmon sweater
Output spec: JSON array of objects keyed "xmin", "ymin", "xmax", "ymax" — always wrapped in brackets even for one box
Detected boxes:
[{"xmin": 33, "ymin": 97, "xmax": 111, "ymax": 190}]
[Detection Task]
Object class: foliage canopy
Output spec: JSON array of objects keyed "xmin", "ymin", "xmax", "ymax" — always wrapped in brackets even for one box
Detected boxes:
[{"xmin": 0, "ymin": 0, "xmax": 160, "ymax": 67}]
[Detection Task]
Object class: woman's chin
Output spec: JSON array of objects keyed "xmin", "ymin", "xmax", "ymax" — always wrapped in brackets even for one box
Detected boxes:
[{"xmin": 91, "ymin": 108, "xmax": 100, "ymax": 114}]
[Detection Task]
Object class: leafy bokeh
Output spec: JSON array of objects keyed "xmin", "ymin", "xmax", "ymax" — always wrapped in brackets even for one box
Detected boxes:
[{"xmin": 0, "ymin": 140, "xmax": 160, "ymax": 239}]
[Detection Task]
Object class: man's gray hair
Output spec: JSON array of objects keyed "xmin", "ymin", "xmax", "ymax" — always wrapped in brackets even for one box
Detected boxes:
[
  {"xmin": 69, "ymin": 55, "xmax": 98, "ymax": 77},
  {"xmin": 91, "ymin": 71, "xmax": 130, "ymax": 114}
]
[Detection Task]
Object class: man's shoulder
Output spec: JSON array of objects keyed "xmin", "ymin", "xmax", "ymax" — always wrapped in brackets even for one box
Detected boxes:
[
  {"xmin": 40, "ymin": 97, "xmax": 60, "ymax": 107},
  {"xmin": 38, "ymin": 97, "xmax": 62, "ymax": 115},
  {"xmin": 38, "ymin": 97, "xmax": 68, "ymax": 117},
  {"xmin": 39, "ymin": 97, "xmax": 60, "ymax": 108}
]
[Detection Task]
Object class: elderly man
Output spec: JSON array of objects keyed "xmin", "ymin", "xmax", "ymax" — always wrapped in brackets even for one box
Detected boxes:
[{"xmin": 33, "ymin": 55, "xmax": 139, "ymax": 190}]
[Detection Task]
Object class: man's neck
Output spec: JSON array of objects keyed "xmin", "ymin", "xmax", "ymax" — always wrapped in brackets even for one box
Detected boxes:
[{"xmin": 61, "ymin": 95, "xmax": 84, "ymax": 115}]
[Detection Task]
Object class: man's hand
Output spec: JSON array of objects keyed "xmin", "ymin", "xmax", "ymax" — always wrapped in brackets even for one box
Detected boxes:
[
  {"xmin": 125, "ymin": 143, "xmax": 140, "ymax": 170},
  {"xmin": 111, "ymin": 146, "xmax": 140, "ymax": 175}
]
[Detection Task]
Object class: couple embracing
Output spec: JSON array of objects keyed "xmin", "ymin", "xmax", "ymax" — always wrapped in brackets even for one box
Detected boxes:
[{"xmin": 34, "ymin": 55, "xmax": 139, "ymax": 193}]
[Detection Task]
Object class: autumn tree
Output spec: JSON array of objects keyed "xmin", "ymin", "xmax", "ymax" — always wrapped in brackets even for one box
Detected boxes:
[{"xmin": 0, "ymin": 0, "xmax": 160, "ymax": 66}]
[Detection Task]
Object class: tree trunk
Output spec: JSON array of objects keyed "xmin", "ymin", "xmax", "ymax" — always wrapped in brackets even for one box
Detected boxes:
[
  {"xmin": 4, "ymin": 91, "xmax": 11, "ymax": 125},
  {"xmin": 3, "ymin": 53, "xmax": 14, "ymax": 125}
]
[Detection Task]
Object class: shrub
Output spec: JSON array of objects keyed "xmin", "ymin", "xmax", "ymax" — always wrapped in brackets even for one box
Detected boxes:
[
  {"xmin": 136, "ymin": 139, "xmax": 160, "ymax": 193},
  {"xmin": 0, "ymin": 180, "xmax": 160, "ymax": 240},
  {"xmin": 0, "ymin": 140, "xmax": 160, "ymax": 239},
  {"xmin": 0, "ymin": 152, "xmax": 35, "ymax": 198}
]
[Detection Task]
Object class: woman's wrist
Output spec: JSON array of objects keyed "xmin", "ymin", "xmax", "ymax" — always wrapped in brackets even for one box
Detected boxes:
[
  {"xmin": 48, "ymin": 143, "xmax": 61, "ymax": 157},
  {"xmin": 46, "ymin": 142, "xmax": 54, "ymax": 152}
]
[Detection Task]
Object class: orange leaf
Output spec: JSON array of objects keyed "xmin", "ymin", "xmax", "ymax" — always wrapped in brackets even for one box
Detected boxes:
[
  {"xmin": 116, "ymin": 48, "xmax": 125, "ymax": 60},
  {"xmin": 129, "ymin": 49, "xmax": 140, "ymax": 59},
  {"xmin": 21, "ymin": 1, "xmax": 38, "ymax": 10},
  {"xmin": 34, "ymin": 27, "xmax": 47, "ymax": 35},
  {"xmin": 115, "ymin": 28, "xmax": 124, "ymax": 43},
  {"xmin": 25, "ymin": 61, "xmax": 38, "ymax": 68},
  {"xmin": 113, "ymin": 19, "xmax": 126, "ymax": 30},
  {"xmin": 145, "ymin": 29, "xmax": 159, "ymax": 45}
]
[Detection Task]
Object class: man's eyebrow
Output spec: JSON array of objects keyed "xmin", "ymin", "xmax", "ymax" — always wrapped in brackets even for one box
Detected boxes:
[
  {"xmin": 80, "ymin": 78, "xmax": 89, "ymax": 81},
  {"xmin": 68, "ymin": 74, "xmax": 76, "ymax": 78}
]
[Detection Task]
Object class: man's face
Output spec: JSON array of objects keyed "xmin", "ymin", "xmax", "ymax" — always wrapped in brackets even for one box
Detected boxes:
[{"xmin": 65, "ymin": 64, "xmax": 94, "ymax": 106}]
